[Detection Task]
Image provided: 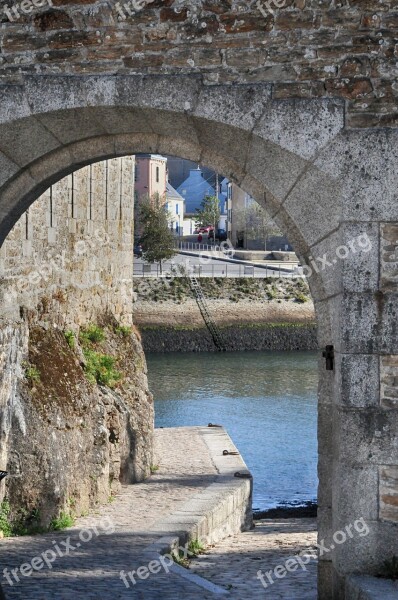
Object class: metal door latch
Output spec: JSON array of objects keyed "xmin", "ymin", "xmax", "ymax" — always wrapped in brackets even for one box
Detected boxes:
[{"xmin": 323, "ymin": 345, "xmax": 335, "ymax": 371}]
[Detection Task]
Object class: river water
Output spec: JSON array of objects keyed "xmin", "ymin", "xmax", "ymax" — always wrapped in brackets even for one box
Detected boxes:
[{"xmin": 147, "ymin": 350, "xmax": 318, "ymax": 511}]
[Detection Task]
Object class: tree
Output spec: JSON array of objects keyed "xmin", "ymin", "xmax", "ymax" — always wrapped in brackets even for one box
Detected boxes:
[
  {"xmin": 234, "ymin": 202, "xmax": 280, "ymax": 250},
  {"xmin": 195, "ymin": 195, "xmax": 221, "ymax": 245},
  {"xmin": 138, "ymin": 195, "xmax": 177, "ymax": 273}
]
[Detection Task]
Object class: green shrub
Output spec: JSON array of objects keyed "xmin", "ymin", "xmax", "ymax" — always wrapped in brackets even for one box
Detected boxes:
[
  {"xmin": 49, "ymin": 512, "xmax": 75, "ymax": 531},
  {"xmin": 0, "ymin": 502, "xmax": 45, "ymax": 537},
  {"xmin": 188, "ymin": 539, "xmax": 205, "ymax": 556},
  {"xmin": 294, "ymin": 291, "xmax": 309, "ymax": 303},
  {"xmin": 114, "ymin": 325, "xmax": 131, "ymax": 337},
  {"xmin": 64, "ymin": 330, "xmax": 76, "ymax": 349},
  {"xmin": 172, "ymin": 551, "xmax": 190, "ymax": 568},
  {"xmin": 83, "ymin": 349, "xmax": 122, "ymax": 388},
  {"xmin": 24, "ymin": 365, "xmax": 40, "ymax": 383},
  {"xmin": 0, "ymin": 500, "xmax": 12, "ymax": 537},
  {"xmin": 172, "ymin": 538, "xmax": 205, "ymax": 568},
  {"xmin": 79, "ymin": 324, "xmax": 105, "ymax": 345}
]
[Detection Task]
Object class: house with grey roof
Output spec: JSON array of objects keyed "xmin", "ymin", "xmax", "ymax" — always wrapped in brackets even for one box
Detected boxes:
[
  {"xmin": 176, "ymin": 167, "xmax": 228, "ymax": 234},
  {"xmin": 176, "ymin": 167, "xmax": 216, "ymax": 215},
  {"xmin": 165, "ymin": 181, "xmax": 185, "ymax": 236}
]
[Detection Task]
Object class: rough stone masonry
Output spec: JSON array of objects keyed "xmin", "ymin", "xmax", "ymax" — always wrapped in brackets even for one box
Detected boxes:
[
  {"xmin": 0, "ymin": 0, "xmax": 397, "ymax": 128},
  {"xmin": 0, "ymin": 1, "xmax": 397, "ymax": 599},
  {"xmin": 0, "ymin": 156, "xmax": 154, "ymax": 528}
]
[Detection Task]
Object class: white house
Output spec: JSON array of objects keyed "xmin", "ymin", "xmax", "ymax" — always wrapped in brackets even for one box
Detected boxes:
[{"xmin": 165, "ymin": 182, "xmax": 185, "ymax": 236}]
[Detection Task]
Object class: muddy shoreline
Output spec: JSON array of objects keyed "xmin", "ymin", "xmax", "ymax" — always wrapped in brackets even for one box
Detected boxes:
[
  {"xmin": 253, "ymin": 502, "xmax": 318, "ymax": 520},
  {"xmin": 134, "ymin": 289, "xmax": 318, "ymax": 352}
]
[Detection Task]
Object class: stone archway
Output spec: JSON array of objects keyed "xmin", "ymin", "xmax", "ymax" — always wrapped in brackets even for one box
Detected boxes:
[{"xmin": 0, "ymin": 75, "xmax": 397, "ymax": 599}]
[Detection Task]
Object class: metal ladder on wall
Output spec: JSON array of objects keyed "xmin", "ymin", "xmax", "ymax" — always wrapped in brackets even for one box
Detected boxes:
[{"xmin": 189, "ymin": 277, "xmax": 226, "ymax": 352}]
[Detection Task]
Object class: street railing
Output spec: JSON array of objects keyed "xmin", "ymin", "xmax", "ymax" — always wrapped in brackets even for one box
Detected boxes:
[
  {"xmin": 133, "ymin": 263, "xmax": 303, "ymax": 278},
  {"xmin": 176, "ymin": 240, "xmax": 228, "ymax": 253}
]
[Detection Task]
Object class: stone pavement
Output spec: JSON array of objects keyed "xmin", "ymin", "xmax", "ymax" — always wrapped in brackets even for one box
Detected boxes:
[
  {"xmin": 0, "ymin": 428, "xmax": 317, "ymax": 599},
  {"xmin": 190, "ymin": 518, "xmax": 318, "ymax": 600},
  {"xmin": 0, "ymin": 428, "xmax": 220, "ymax": 599}
]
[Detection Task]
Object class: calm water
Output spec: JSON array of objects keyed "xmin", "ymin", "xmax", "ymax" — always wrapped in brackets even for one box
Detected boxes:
[{"xmin": 147, "ymin": 351, "xmax": 318, "ymax": 511}]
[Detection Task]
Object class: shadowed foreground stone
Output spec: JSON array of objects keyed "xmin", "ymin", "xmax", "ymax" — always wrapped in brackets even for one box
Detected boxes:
[{"xmin": 0, "ymin": 427, "xmax": 252, "ymax": 599}]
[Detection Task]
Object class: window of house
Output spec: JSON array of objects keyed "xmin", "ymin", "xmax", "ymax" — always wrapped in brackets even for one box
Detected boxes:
[
  {"xmin": 176, "ymin": 204, "xmax": 179, "ymax": 215},
  {"xmin": 156, "ymin": 166, "xmax": 160, "ymax": 183}
]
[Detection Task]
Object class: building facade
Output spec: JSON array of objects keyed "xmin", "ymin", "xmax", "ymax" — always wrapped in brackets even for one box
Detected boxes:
[
  {"xmin": 177, "ymin": 167, "xmax": 215, "ymax": 216},
  {"xmin": 134, "ymin": 154, "xmax": 168, "ymax": 204},
  {"xmin": 226, "ymin": 182, "xmax": 291, "ymax": 251},
  {"xmin": 165, "ymin": 182, "xmax": 185, "ymax": 236},
  {"xmin": 134, "ymin": 154, "xmax": 168, "ymax": 238},
  {"xmin": 226, "ymin": 182, "xmax": 254, "ymax": 248}
]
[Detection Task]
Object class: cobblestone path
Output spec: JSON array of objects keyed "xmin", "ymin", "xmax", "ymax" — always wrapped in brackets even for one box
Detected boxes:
[
  {"xmin": 190, "ymin": 518, "xmax": 318, "ymax": 599},
  {"xmin": 0, "ymin": 428, "xmax": 218, "ymax": 599},
  {"xmin": 0, "ymin": 429, "xmax": 317, "ymax": 599}
]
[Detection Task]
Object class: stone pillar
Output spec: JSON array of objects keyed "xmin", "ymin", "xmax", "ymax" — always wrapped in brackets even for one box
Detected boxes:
[{"xmin": 331, "ymin": 220, "xmax": 398, "ymax": 598}]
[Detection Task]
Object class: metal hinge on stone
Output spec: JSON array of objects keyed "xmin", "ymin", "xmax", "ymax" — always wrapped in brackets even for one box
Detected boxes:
[{"xmin": 323, "ymin": 345, "xmax": 335, "ymax": 371}]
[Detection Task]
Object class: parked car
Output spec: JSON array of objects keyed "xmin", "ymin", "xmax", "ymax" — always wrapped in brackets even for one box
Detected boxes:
[
  {"xmin": 208, "ymin": 228, "xmax": 228, "ymax": 242},
  {"xmin": 196, "ymin": 225, "xmax": 213, "ymax": 234},
  {"xmin": 134, "ymin": 244, "xmax": 143, "ymax": 257}
]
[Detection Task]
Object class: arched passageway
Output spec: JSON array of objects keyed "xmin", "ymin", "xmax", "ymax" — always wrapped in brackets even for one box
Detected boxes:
[{"xmin": 0, "ymin": 75, "xmax": 397, "ymax": 599}]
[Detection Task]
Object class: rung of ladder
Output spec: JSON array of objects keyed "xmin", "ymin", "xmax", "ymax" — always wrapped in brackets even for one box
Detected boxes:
[{"xmin": 189, "ymin": 277, "xmax": 226, "ymax": 351}]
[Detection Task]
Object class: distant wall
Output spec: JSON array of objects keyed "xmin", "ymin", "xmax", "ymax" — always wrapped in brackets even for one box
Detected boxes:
[
  {"xmin": 139, "ymin": 323, "xmax": 318, "ymax": 354},
  {"xmin": 0, "ymin": 157, "xmax": 136, "ymax": 327}
]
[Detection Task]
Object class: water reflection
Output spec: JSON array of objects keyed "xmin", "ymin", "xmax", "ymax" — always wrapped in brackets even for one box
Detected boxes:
[{"xmin": 147, "ymin": 351, "xmax": 318, "ymax": 510}]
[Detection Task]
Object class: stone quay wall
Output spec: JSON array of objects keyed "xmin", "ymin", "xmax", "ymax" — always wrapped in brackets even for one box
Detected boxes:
[{"xmin": 139, "ymin": 322, "xmax": 318, "ymax": 353}]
